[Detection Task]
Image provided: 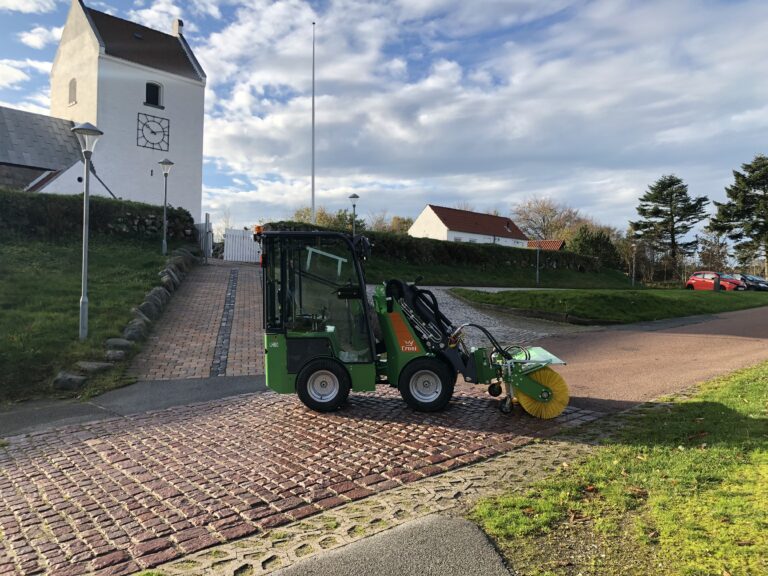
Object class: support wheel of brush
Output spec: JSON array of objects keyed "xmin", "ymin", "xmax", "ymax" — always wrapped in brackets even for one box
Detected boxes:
[
  {"xmin": 399, "ymin": 358, "xmax": 454, "ymax": 412},
  {"xmin": 516, "ymin": 367, "xmax": 569, "ymax": 419}
]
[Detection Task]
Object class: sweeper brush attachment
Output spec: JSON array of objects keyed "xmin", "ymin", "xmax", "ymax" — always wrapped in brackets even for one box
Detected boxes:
[{"xmin": 515, "ymin": 366, "xmax": 569, "ymax": 419}]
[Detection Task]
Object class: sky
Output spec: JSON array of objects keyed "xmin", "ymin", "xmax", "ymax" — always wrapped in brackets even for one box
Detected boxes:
[{"xmin": 1, "ymin": 0, "xmax": 767, "ymax": 231}]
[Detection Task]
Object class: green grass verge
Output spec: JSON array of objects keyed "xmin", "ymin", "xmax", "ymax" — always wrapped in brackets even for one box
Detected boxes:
[
  {"xmin": 0, "ymin": 236, "xmax": 192, "ymax": 402},
  {"xmin": 471, "ymin": 362, "xmax": 768, "ymax": 575},
  {"xmin": 452, "ymin": 288, "xmax": 768, "ymax": 323},
  {"xmin": 364, "ymin": 259, "xmax": 631, "ymax": 289}
]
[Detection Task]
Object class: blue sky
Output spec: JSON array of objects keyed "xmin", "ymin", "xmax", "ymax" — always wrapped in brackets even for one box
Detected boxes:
[{"xmin": 2, "ymin": 0, "xmax": 768, "ymax": 231}]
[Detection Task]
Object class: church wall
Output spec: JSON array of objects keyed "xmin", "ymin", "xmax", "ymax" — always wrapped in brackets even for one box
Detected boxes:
[
  {"xmin": 44, "ymin": 57, "xmax": 204, "ymax": 221},
  {"xmin": 50, "ymin": 1, "xmax": 100, "ymax": 123}
]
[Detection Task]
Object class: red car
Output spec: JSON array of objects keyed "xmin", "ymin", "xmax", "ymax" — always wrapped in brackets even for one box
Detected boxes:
[{"xmin": 685, "ymin": 271, "xmax": 746, "ymax": 291}]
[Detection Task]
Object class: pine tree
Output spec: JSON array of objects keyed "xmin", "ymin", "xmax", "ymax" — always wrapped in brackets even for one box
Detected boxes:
[
  {"xmin": 710, "ymin": 154, "xmax": 768, "ymax": 278},
  {"xmin": 568, "ymin": 225, "xmax": 622, "ymax": 269},
  {"xmin": 630, "ymin": 175, "xmax": 709, "ymax": 270}
]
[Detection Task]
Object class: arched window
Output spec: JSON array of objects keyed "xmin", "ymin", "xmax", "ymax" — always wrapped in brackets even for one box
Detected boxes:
[
  {"xmin": 68, "ymin": 78, "xmax": 77, "ymax": 105},
  {"xmin": 145, "ymin": 82, "xmax": 162, "ymax": 107}
]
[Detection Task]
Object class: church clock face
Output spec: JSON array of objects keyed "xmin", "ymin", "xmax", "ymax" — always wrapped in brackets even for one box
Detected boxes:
[{"xmin": 137, "ymin": 113, "xmax": 170, "ymax": 151}]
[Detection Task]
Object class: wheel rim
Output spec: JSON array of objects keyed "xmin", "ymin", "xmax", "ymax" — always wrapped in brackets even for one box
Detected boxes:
[
  {"xmin": 307, "ymin": 370, "xmax": 339, "ymax": 402},
  {"xmin": 409, "ymin": 369, "xmax": 442, "ymax": 403}
]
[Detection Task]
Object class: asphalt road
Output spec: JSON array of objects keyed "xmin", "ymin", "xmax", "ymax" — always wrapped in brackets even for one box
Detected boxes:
[
  {"xmin": 0, "ymin": 375, "xmax": 266, "ymax": 437},
  {"xmin": 535, "ymin": 306, "xmax": 768, "ymax": 413},
  {"xmin": 272, "ymin": 515, "xmax": 511, "ymax": 576}
]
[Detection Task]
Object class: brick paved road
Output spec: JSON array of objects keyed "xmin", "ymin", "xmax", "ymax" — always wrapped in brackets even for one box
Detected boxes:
[
  {"xmin": 0, "ymin": 386, "xmax": 599, "ymax": 576},
  {"xmin": 128, "ymin": 261, "xmax": 263, "ymax": 381}
]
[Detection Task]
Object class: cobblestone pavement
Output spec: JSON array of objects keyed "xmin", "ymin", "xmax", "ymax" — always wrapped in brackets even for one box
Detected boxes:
[
  {"xmin": 0, "ymin": 384, "xmax": 600, "ymax": 576},
  {"xmin": 156, "ymin": 423, "xmax": 606, "ymax": 575},
  {"xmin": 128, "ymin": 261, "xmax": 263, "ymax": 381}
]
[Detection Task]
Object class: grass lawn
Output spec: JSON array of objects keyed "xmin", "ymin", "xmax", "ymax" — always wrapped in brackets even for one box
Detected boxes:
[
  {"xmin": 471, "ymin": 362, "xmax": 768, "ymax": 576},
  {"xmin": 364, "ymin": 259, "xmax": 631, "ymax": 289},
  {"xmin": 452, "ymin": 288, "xmax": 768, "ymax": 323},
  {"xmin": 0, "ymin": 236, "xmax": 191, "ymax": 402}
]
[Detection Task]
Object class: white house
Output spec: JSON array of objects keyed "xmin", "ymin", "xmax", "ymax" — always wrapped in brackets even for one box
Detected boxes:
[
  {"xmin": 0, "ymin": 0, "xmax": 206, "ymax": 220},
  {"xmin": 408, "ymin": 204, "xmax": 529, "ymax": 248}
]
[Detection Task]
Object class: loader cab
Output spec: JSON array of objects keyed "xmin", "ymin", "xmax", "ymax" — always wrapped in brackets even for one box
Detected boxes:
[{"xmin": 261, "ymin": 232, "xmax": 377, "ymax": 407}]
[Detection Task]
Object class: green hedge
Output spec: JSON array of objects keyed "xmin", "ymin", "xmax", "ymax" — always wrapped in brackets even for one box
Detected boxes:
[
  {"xmin": 0, "ymin": 188, "xmax": 196, "ymax": 241},
  {"xmin": 264, "ymin": 220, "xmax": 600, "ymax": 272}
]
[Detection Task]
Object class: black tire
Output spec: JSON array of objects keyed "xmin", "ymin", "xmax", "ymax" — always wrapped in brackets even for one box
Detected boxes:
[
  {"xmin": 398, "ymin": 357, "xmax": 454, "ymax": 412},
  {"xmin": 686, "ymin": 284, "xmax": 694, "ymax": 290},
  {"xmin": 296, "ymin": 358, "xmax": 351, "ymax": 412}
]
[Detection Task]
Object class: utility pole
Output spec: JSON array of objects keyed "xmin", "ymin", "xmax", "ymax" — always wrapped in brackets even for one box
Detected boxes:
[{"xmin": 311, "ymin": 21, "xmax": 316, "ymax": 224}]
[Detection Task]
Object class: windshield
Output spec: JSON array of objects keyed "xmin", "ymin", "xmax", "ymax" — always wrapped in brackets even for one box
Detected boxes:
[{"xmin": 264, "ymin": 234, "xmax": 373, "ymax": 363}]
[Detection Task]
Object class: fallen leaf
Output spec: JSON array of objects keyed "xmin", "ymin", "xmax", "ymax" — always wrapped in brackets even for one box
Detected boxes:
[{"xmin": 736, "ymin": 541, "xmax": 754, "ymax": 547}]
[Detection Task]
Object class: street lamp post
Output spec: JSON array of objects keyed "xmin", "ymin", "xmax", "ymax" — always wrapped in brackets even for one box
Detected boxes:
[
  {"xmin": 71, "ymin": 122, "xmax": 103, "ymax": 341},
  {"xmin": 631, "ymin": 242, "xmax": 637, "ymax": 287},
  {"xmin": 349, "ymin": 193, "xmax": 359, "ymax": 237},
  {"xmin": 158, "ymin": 159, "xmax": 174, "ymax": 255}
]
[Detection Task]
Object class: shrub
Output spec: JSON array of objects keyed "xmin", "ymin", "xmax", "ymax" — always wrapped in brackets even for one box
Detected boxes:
[
  {"xmin": 0, "ymin": 188, "xmax": 196, "ymax": 242},
  {"xmin": 264, "ymin": 220, "xmax": 601, "ymax": 272}
]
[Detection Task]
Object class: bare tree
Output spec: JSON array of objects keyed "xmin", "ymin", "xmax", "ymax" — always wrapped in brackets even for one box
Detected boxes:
[
  {"xmin": 511, "ymin": 197, "xmax": 584, "ymax": 240},
  {"xmin": 453, "ymin": 201, "xmax": 475, "ymax": 212},
  {"xmin": 213, "ymin": 205, "xmax": 232, "ymax": 242},
  {"xmin": 368, "ymin": 210, "xmax": 390, "ymax": 232}
]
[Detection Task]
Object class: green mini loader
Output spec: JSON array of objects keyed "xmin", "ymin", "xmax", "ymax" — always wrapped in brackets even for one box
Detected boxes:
[{"xmin": 259, "ymin": 230, "xmax": 569, "ymax": 419}]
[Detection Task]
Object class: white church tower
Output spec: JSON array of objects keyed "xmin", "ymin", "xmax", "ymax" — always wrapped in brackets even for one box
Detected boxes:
[{"xmin": 44, "ymin": 0, "xmax": 206, "ymax": 220}]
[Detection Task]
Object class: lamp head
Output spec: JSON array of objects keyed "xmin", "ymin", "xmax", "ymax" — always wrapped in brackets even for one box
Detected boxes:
[
  {"xmin": 158, "ymin": 158, "xmax": 174, "ymax": 176},
  {"xmin": 348, "ymin": 193, "xmax": 359, "ymax": 207},
  {"xmin": 71, "ymin": 122, "xmax": 103, "ymax": 155}
]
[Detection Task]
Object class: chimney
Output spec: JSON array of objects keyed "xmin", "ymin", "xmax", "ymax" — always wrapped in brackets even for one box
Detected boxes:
[{"xmin": 172, "ymin": 18, "xmax": 184, "ymax": 36}]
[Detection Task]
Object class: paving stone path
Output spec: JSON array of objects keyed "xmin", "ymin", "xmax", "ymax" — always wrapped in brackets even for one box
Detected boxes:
[
  {"xmin": 0, "ymin": 386, "xmax": 600, "ymax": 575},
  {"xmin": 156, "ymin": 435, "xmax": 598, "ymax": 576},
  {"xmin": 128, "ymin": 261, "xmax": 263, "ymax": 381}
]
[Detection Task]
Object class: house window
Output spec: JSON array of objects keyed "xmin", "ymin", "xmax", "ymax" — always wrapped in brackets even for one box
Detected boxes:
[
  {"xmin": 145, "ymin": 82, "xmax": 163, "ymax": 107},
  {"xmin": 68, "ymin": 78, "xmax": 77, "ymax": 105}
]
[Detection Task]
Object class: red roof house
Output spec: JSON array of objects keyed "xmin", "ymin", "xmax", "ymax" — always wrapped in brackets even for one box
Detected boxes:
[{"xmin": 408, "ymin": 205, "xmax": 528, "ymax": 247}]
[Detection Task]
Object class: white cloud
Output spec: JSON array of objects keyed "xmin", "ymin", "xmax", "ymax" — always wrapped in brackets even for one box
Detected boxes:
[
  {"xmin": 192, "ymin": 0, "xmax": 768, "ymax": 230},
  {"xmin": 0, "ymin": 58, "xmax": 50, "ymax": 89},
  {"xmin": 128, "ymin": 0, "xmax": 184, "ymax": 32},
  {"xmin": 18, "ymin": 25, "xmax": 63, "ymax": 49},
  {"xmin": 0, "ymin": 0, "xmax": 56, "ymax": 13}
]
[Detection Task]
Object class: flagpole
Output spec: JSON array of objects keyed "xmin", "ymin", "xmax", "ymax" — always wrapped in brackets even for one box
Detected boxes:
[{"xmin": 311, "ymin": 21, "xmax": 316, "ymax": 224}]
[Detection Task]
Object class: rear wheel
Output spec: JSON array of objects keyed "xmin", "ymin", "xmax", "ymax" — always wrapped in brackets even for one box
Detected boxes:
[
  {"xmin": 398, "ymin": 357, "xmax": 454, "ymax": 412},
  {"xmin": 296, "ymin": 358, "xmax": 351, "ymax": 412},
  {"xmin": 686, "ymin": 284, "xmax": 694, "ymax": 290}
]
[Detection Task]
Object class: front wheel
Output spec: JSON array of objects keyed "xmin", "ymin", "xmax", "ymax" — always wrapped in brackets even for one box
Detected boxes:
[
  {"xmin": 296, "ymin": 359, "xmax": 351, "ymax": 412},
  {"xmin": 398, "ymin": 357, "xmax": 454, "ymax": 412}
]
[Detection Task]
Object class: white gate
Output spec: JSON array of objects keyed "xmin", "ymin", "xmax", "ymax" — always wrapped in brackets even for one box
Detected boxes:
[{"xmin": 223, "ymin": 228, "xmax": 260, "ymax": 263}]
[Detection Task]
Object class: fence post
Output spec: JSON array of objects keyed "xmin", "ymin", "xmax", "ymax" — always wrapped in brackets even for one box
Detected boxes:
[{"xmin": 204, "ymin": 212, "xmax": 210, "ymax": 264}]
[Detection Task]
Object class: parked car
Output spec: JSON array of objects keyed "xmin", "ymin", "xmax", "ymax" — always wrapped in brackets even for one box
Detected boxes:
[
  {"xmin": 685, "ymin": 271, "xmax": 746, "ymax": 291},
  {"xmin": 728, "ymin": 273, "xmax": 768, "ymax": 291}
]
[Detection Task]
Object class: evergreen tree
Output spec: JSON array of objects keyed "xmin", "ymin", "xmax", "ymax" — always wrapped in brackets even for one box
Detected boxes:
[
  {"xmin": 630, "ymin": 175, "xmax": 709, "ymax": 270},
  {"xmin": 569, "ymin": 225, "xmax": 622, "ymax": 269},
  {"xmin": 710, "ymin": 154, "xmax": 768, "ymax": 278}
]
